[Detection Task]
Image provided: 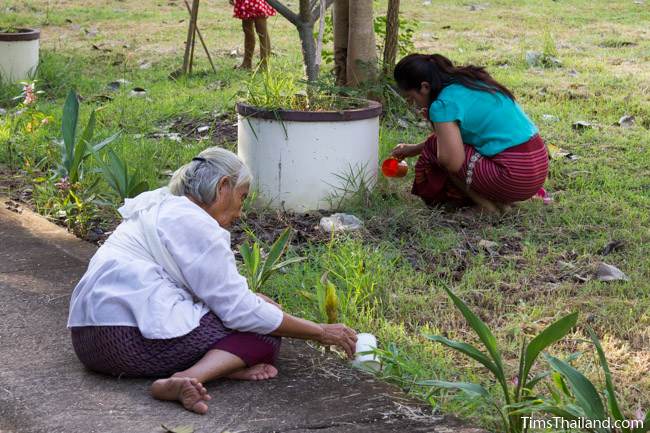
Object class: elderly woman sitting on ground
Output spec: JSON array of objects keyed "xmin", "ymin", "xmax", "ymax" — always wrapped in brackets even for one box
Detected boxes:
[{"xmin": 67, "ymin": 147, "xmax": 357, "ymax": 414}]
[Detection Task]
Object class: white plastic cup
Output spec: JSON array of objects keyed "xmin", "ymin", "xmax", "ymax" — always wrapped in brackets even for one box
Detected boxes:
[{"xmin": 353, "ymin": 333, "xmax": 380, "ymax": 371}]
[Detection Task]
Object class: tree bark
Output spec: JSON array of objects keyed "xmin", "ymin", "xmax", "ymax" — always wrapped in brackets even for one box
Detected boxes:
[
  {"xmin": 383, "ymin": 0, "xmax": 400, "ymax": 75},
  {"xmin": 333, "ymin": 0, "xmax": 349, "ymax": 86},
  {"xmin": 315, "ymin": 0, "xmax": 326, "ymax": 70},
  {"xmin": 265, "ymin": 0, "xmax": 332, "ymax": 82},
  {"xmin": 346, "ymin": 0, "xmax": 376, "ymax": 86},
  {"xmin": 298, "ymin": 23, "xmax": 318, "ymax": 81}
]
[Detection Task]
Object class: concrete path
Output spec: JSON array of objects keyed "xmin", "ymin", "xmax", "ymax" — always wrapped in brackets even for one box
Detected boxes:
[{"xmin": 0, "ymin": 198, "xmax": 484, "ymax": 433}]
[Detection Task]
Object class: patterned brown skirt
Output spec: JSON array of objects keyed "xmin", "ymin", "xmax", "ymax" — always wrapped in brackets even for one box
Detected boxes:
[{"xmin": 70, "ymin": 312, "xmax": 281, "ymax": 378}]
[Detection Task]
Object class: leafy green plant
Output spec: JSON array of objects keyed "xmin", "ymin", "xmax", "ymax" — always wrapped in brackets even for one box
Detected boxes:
[
  {"xmin": 299, "ymin": 240, "xmax": 383, "ymax": 326},
  {"xmin": 317, "ymin": 14, "xmax": 418, "ymax": 65},
  {"xmin": 419, "ymin": 285, "xmax": 579, "ymax": 433},
  {"xmin": 374, "ymin": 15, "xmax": 418, "ymax": 58},
  {"xmin": 373, "ymin": 342, "xmax": 426, "ymax": 387},
  {"xmin": 0, "ymin": 27, "xmax": 21, "ymax": 34},
  {"xmin": 239, "ymin": 228, "xmax": 305, "ymax": 292},
  {"xmin": 56, "ymin": 89, "xmax": 119, "ymax": 184},
  {"xmin": 525, "ymin": 30, "xmax": 562, "ymax": 69},
  {"xmin": 245, "ymin": 66, "xmax": 300, "ymax": 111},
  {"xmin": 321, "ymin": 239, "xmax": 382, "ymax": 323},
  {"xmin": 244, "ymin": 65, "xmax": 365, "ymax": 112},
  {"xmin": 1, "ymin": 81, "xmax": 52, "ymax": 169},
  {"xmin": 97, "ymin": 149, "xmax": 149, "ymax": 201},
  {"xmin": 511, "ymin": 328, "xmax": 649, "ymax": 433},
  {"xmin": 32, "ymin": 177, "xmax": 100, "ymax": 238},
  {"xmin": 326, "ymin": 163, "xmax": 373, "ymax": 211},
  {"xmin": 542, "ymin": 29, "xmax": 559, "ymax": 60}
]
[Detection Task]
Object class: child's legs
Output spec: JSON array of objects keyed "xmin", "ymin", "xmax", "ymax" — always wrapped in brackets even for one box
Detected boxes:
[
  {"xmin": 240, "ymin": 19, "xmax": 255, "ymax": 68},
  {"xmin": 253, "ymin": 17, "xmax": 270, "ymax": 63}
]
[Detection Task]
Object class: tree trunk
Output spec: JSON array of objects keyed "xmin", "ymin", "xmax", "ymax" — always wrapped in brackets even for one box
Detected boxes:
[
  {"xmin": 383, "ymin": 0, "xmax": 400, "ymax": 75},
  {"xmin": 266, "ymin": 0, "xmax": 334, "ymax": 82},
  {"xmin": 298, "ymin": 23, "xmax": 319, "ymax": 82},
  {"xmin": 315, "ymin": 0, "xmax": 327, "ymax": 70},
  {"xmin": 333, "ymin": 0, "xmax": 349, "ymax": 86},
  {"xmin": 346, "ymin": 0, "xmax": 376, "ymax": 86}
]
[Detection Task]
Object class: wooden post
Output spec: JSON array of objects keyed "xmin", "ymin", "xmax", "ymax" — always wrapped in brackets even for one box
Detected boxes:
[
  {"xmin": 182, "ymin": 0, "xmax": 200, "ymax": 74},
  {"xmin": 183, "ymin": 0, "xmax": 217, "ymax": 74}
]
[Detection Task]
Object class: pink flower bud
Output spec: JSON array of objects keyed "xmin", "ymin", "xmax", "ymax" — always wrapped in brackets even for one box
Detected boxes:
[{"xmin": 510, "ymin": 376, "xmax": 519, "ymax": 387}]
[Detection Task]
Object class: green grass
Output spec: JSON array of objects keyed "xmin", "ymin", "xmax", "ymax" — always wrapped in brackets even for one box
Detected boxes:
[{"xmin": 1, "ymin": 0, "xmax": 649, "ymax": 430}]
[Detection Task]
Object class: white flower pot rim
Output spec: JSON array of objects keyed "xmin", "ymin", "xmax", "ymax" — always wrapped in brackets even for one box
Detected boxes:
[
  {"xmin": 236, "ymin": 99, "xmax": 382, "ymax": 122},
  {"xmin": 0, "ymin": 28, "xmax": 40, "ymax": 42}
]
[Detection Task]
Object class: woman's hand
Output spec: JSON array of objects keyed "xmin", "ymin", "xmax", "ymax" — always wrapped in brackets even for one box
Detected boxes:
[
  {"xmin": 316, "ymin": 324, "xmax": 358, "ymax": 358},
  {"xmin": 257, "ymin": 293, "xmax": 281, "ymax": 309},
  {"xmin": 271, "ymin": 315, "xmax": 357, "ymax": 359},
  {"xmin": 391, "ymin": 142, "xmax": 424, "ymax": 160}
]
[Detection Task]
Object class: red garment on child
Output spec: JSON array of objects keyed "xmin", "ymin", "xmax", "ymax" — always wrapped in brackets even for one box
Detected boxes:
[
  {"xmin": 233, "ymin": 0, "xmax": 276, "ymax": 19},
  {"xmin": 412, "ymin": 134, "xmax": 549, "ymax": 205}
]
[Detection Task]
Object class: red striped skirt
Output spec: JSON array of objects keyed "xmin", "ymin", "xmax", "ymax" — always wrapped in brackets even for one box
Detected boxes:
[{"xmin": 412, "ymin": 134, "xmax": 549, "ymax": 205}]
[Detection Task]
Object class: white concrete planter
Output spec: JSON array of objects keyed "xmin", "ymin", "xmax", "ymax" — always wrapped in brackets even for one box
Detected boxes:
[
  {"xmin": 237, "ymin": 100, "xmax": 381, "ymax": 212},
  {"xmin": 0, "ymin": 28, "xmax": 40, "ymax": 82}
]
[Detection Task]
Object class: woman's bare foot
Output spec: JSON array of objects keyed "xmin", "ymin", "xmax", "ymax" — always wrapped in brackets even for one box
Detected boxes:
[
  {"xmin": 227, "ymin": 363, "xmax": 278, "ymax": 381},
  {"xmin": 150, "ymin": 377, "xmax": 211, "ymax": 414}
]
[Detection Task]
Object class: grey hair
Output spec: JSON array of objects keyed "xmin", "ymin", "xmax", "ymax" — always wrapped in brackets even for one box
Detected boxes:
[{"xmin": 169, "ymin": 147, "xmax": 252, "ymax": 205}]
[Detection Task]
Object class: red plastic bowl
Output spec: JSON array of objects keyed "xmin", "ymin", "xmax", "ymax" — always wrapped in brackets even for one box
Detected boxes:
[{"xmin": 381, "ymin": 158, "xmax": 408, "ymax": 178}]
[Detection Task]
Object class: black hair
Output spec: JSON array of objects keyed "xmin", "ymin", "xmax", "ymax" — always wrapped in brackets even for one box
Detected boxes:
[{"xmin": 394, "ymin": 53, "xmax": 515, "ymax": 104}]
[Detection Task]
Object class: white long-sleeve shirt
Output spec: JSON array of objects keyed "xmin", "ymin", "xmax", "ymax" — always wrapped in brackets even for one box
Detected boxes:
[{"xmin": 67, "ymin": 189, "xmax": 283, "ymax": 339}]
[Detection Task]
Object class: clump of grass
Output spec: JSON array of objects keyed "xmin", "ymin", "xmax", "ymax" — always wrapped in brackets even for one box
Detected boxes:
[
  {"xmin": 35, "ymin": 52, "xmax": 83, "ymax": 100},
  {"xmin": 599, "ymin": 39, "xmax": 636, "ymax": 48},
  {"xmin": 243, "ymin": 63, "xmax": 368, "ymax": 111}
]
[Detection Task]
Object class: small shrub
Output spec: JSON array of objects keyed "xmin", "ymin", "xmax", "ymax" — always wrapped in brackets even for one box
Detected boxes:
[
  {"xmin": 56, "ymin": 89, "xmax": 119, "ymax": 184},
  {"xmin": 96, "ymin": 149, "xmax": 149, "ymax": 202},
  {"xmin": 419, "ymin": 285, "xmax": 578, "ymax": 433},
  {"xmin": 240, "ymin": 228, "xmax": 305, "ymax": 292}
]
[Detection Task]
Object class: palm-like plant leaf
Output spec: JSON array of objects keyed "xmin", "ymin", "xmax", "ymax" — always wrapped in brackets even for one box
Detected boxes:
[
  {"xmin": 61, "ymin": 89, "xmax": 79, "ymax": 172},
  {"xmin": 240, "ymin": 229, "xmax": 301, "ymax": 293},
  {"xmin": 520, "ymin": 312, "xmax": 578, "ymax": 392},
  {"xmin": 588, "ymin": 327, "xmax": 630, "ymax": 433},
  {"xmin": 425, "ymin": 335, "xmax": 500, "ymax": 377},
  {"xmin": 544, "ymin": 353, "xmax": 606, "ymax": 422},
  {"xmin": 416, "ymin": 379, "xmax": 491, "ymax": 399},
  {"xmin": 441, "ymin": 286, "xmax": 507, "ymax": 396}
]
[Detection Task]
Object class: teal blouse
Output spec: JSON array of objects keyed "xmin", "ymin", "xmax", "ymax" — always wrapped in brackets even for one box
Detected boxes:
[{"xmin": 428, "ymin": 83, "xmax": 538, "ymax": 157}]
